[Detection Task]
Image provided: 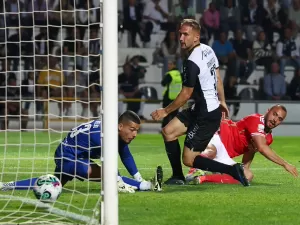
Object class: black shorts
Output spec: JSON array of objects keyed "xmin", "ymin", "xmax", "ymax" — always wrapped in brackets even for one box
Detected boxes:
[{"xmin": 176, "ymin": 106, "xmax": 221, "ymax": 152}]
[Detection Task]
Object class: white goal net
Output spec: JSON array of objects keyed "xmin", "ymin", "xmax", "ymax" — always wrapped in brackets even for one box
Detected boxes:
[{"xmin": 0, "ymin": 0, "xmax": 103, "ymax": 224}]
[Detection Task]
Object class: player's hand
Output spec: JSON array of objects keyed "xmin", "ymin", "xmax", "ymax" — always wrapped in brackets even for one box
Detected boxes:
[
  {"xmin": 283, "ymin": 163, "xmax": 298, "ymax": 177},
  {"xmin": 151, "ymin": 108, "xmax": 168, "ymax": 121},
  {"xmin": 219, "ymin": 102, "xmax": 229, "ymax": 119},
  {"xmin": 118, "ymin": 179, "xmax": 137, "ymax": 193}
]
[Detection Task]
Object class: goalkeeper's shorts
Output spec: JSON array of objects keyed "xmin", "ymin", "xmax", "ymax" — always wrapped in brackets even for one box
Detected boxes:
[{"xmin": 54, "ymin": 156, "xmax": 96, "ymax": 182}]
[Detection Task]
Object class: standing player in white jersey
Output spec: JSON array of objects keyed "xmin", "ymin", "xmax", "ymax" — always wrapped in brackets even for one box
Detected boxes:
[{"xmin": 151, "ymin": 19, "xmax": 249, "ymax": 186}]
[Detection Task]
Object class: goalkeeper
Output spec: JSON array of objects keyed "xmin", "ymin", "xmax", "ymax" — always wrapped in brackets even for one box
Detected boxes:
[{"xmin": 0, "ymin": 111, "xmax": 163, "ymax": 193}]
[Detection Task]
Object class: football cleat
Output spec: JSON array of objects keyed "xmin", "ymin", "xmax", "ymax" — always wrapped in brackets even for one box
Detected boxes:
[
  {"xmin": 152, "ymin": 166, "xmax": 163, "ymax": 191},
  {"xmin": 164, "ymin": 177, "xmax": 185, "ymax": 185},
  {"xmin": 0, "ymin": 181, "xmax": 15, "ymax": 191},
  {"xmin": 233, "ymin": 163, "xmax": 250, "ymax": 187},
  {"xmin": 185, "ymin": 168, "xmax": 207, "ymax": 183}
]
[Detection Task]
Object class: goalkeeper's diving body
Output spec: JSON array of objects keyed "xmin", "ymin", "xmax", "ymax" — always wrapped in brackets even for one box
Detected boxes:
[{"xmin": 0, "ymin": 111, "xmax": 163, "ymax": 193}]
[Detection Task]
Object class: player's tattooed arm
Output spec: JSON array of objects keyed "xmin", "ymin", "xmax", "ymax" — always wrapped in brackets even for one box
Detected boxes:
[{"xmin": 252, "ymin": 135, "xmax": 298, "ymax": 177}]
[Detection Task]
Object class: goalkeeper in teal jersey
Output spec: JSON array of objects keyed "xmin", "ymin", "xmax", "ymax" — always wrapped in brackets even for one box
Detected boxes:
[{"xmin": 0, "ymin": 111, "xmax": 163, "ymax": 193}]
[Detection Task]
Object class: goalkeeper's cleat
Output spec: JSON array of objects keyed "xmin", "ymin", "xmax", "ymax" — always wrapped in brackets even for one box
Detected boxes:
[
  {"xmin": 152, "ymin": 166, "xmax": 163, "ymax": 192},
  {"xmin": 185, "ymin": 168, "xmax": 207, "ymax": 183},
  {"xmin": 0, "ymin": 181, "xmax": 15, "ymax": 191}
]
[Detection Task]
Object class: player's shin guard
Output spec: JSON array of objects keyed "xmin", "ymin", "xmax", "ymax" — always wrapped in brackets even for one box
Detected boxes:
[{"xmin": 164, "ymin": 140, "xmax": 184, "ymax": 179}]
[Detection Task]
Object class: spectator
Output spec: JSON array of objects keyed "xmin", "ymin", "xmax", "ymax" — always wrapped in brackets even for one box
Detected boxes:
[
  {"xmin": 224, "ymin": 75, "xmax": 240, "ymax": 120},
  {"xmin": 21, "ymin": 71, "xmax": 43, "ymax": 115},
  {"xmin": 28, "ymin": 0, "xmax": 47, "ymax": 26},
  {"xmin": 230, "ymin": 29, "xmax": 255, "ymax": 83},
  {"xmin": 212, "ymin": 31, "xmax": 236, "ymax": 77},
  {"xmin": 264, "ymin": 0, "xmax": 288, "ymax": 45},
  {"xmin": 76, "ymin": 0, "xmax": 97, "ymax": 39},
  {"xmin": 289, "ymin": 69, "xmax": 300, "ymax": 100},
  {"xmin": 253, "ymin": 30, "xmax": 274, "ymax": 73},
  {"xmin": 89, "ymin": 69, "xmax": 101, "ymax": 117},
  {"xmin": 241, "ymin": 0, "xmax": 267, "ymax": 42},
  {"xmin": 63, "ymin": 27, "xmax": 88, "ymax": 76},
  {"xmin": 263, "ymin": 62, "xmax": 288, "ymax": 100},
  {"xmin": 289, "ymin": 0, "xmax": 300, "ymax": 32},
  {"xmin": 89, "ymin": 28, "xmax": 101, "ymax": 67},
  {"xmin": 61, "ymin": 0, "xmax": 75, "ymax": 26},
  {"xmin": 47, "ymin": 0, "xmax": 61, "ymax": 40},
  {"xmin": 202, "ymin": 2, "xmax": 220, "ymax": 40},
  {"xmin": 35, "ymin": 27, "xmax": 53, "ymax": 70},
  {"xmin": 219, "ymin": 0, "xmax": 241, "ymax": 34},
  {"xmin": 5, "ymin": 0, "xmax": 25, "ymax": 28},
  {"xmin": 118, "ymin": 63, "xmax": 144, "ymax": 119},
  {"xmin": 0, "ymin": 74, "xmax": 28, "ymax": 130},
  {"xmin": 160, "ymin": 31, "xmax": 182, "ymax": 76},
  {"xmin": 199, "ymin": 17, "xmax": 209, "ymax": 45},
  {"xmin": 37, "ymin": 56, "xmax": 66, "ymax": 116},
  {"xmin": 276, "ymin": 27, "xmax": 300, "ymax": 76},
  {"xmin": 66, "ymin": 65, "xmax": 88, "ymax": 117},
  {"xmin": 172, "ymin": 0, "xmax": 195, "ymax": 23},
  {"xmin": 161, "ymin": 59, "xmax": 182, "ymax": 128},
  {"xmin": 123, "ymin": 0, "xmax": 143, "ymax": 48},
  {"xmin": 130, "ymin": 56, "xmax": 147, "ymax": 83},
  {"xmin": 142, "ymin": 0, "xmax": 170, "ymax": 47}
]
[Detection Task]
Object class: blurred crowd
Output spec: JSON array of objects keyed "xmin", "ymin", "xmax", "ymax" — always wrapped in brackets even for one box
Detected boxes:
[
  {"xmin": 118, "ymin": 0, "xmax": 300, "ymax": 119},
  {"xmin": 0, "ymin": 0, "xmax": 102, "ymax": 130}
]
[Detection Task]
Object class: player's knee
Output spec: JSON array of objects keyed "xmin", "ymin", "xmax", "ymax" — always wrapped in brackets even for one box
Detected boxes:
[
  {"xmin": 202, "ymin": 148, "xmax": 217, "ymax": 159},
  {"xmin": 162, "ymin": 126, "xmax": 175, "ymax": 141},
  {"xmin": 182, "ymin": 155, "xmax": 194, "ymax": 167}
]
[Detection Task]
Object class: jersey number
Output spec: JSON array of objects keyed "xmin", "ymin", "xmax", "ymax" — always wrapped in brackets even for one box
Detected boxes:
[
  {"xmin": 70, "ymin": 121, "xmax": 94, "ymax": 138},
  {"xmin": 210, "ymin": 64, "xmax": 217, "ymax": 96}
]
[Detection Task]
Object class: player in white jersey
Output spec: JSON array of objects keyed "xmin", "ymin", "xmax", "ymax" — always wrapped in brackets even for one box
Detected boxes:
[{"xmin": 151, "ymin": 19, "xmax": 249, "ymax": 186}]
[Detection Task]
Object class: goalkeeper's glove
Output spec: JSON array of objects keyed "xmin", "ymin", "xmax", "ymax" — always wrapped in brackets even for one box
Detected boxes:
[{"xmin": 117, "ymin": 177, "xmax": 137, "ymax": 193}]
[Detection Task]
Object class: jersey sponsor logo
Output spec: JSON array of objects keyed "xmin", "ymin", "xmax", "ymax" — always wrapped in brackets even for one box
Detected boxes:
[
  {"xmin": 257, "ymin": 124, "xmax": 265, "ymax": 133},
  {"xmin": 207, "ymin": 57, "xmax": 216, "ymax": 68},
  {"xmin": 202, "ymin": 48, "xmax": 213, "ymax": 58},
  {"xmin": 187, "ymin": 124, "xmax": 199, "ymax": 140}
]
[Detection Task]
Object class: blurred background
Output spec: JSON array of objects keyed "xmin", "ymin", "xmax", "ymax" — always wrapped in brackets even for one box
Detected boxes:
[{"xmin": 0, "ymin": 0, "xmax": 300, "ymax": 135}]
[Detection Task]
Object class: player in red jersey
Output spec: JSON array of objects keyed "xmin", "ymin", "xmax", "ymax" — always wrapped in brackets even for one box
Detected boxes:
[{"xmin": 186, "ymin": 104, "xmax": 298, "ymax": 184}]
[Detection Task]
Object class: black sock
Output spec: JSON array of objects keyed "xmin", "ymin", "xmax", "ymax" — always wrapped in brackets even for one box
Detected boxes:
[
  {"xmin": 193, "ymin": 155, "xmax": 236, "ymax": 177},
  {"xmin": 165, "ymin": 139, "xmax": 184, "ymax": 179}
]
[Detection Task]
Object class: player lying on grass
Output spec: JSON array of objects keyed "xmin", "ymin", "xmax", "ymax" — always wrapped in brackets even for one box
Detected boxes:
[
  {"xmin": 186, "ymin": 104, "xmax": 298, "ymax": 184},
  {"xmin": 0, "ymin": 111, "xmax": 163, "ymax": 193}
]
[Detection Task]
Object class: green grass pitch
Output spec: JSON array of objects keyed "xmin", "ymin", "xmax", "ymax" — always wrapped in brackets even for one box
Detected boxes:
[{"xmin": 0, "ymin": 132, "xmax": 300, "ymax": 225}]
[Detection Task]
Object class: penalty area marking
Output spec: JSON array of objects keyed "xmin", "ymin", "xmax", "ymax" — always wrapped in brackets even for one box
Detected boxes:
[{"xmin": 0, "ymin": 194, "xmax": 99, "ymax": 225}]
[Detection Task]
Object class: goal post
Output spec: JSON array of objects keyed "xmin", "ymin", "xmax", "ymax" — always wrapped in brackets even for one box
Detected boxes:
[
  {"xmin": 102, "ymin": 0, "xmax": 119, "ymax": 224},
  {"xmin": 0, "ymin": 0, "xmax": 117, "ymax": 224}
]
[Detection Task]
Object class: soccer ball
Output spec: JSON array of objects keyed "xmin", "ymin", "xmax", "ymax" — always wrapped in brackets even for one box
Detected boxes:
[{"xmin": 33, "ymin": 174, "xmax": 62, "ymax": 203}]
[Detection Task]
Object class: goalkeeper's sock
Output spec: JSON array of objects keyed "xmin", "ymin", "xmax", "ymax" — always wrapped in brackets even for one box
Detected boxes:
[
  {"xmin": 121, "ymin": 176, "xmax": 151, "ymax": 191},
  {"xmin": 199, "ymin": 174, "xmax": 239, "ymax": 184},
  {"xmin": 121, "ymin": 176, "xmax": 141, "ymax": 190},
  {"xmin": 14, "ymin": 178, "xmax": 38, "ymax": 190},
  {"xmin": 164, "ymin": 139, "xmax": 184, "ymax": 179},
  {"xmin": 193, "ymin": 155, "xmax": 237, "ymax": 176}
]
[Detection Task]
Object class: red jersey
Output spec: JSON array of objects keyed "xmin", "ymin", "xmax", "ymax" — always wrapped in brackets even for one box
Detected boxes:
[{"xmin": 219, "ymin": 113, "xmax": 273, "ymax": 158}]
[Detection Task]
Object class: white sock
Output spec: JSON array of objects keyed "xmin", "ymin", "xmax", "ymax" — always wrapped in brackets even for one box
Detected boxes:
[
  {"xmin": 133, "ymin": 172, "xmax": 143, "ymax": 182},
  {"xmin": 139, "ymin": 181, "xmax": 151, "ymax": 191}
]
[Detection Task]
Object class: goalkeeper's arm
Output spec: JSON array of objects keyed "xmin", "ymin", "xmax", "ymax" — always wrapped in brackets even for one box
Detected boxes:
[{"xmin": 118, "ymin": 145, "xmax": 143, "ymax": 182}]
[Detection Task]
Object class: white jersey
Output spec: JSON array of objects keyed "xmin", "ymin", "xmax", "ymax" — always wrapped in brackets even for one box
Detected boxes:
[{"xmin": 182, "ymin": 43, "xmax": 220, "ymax": 113}]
